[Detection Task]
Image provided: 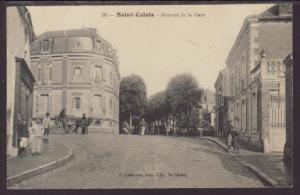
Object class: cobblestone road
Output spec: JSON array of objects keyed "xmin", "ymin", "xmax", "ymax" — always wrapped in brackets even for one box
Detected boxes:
[{"xmin": 9, "ymin": 134, "xmax": 264, "ymax": 189}]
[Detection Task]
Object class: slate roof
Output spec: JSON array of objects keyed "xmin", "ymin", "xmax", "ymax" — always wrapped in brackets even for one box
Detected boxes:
[{"xmin": 258, "ymin": 3, "xmax": 292, "ymax": 18}]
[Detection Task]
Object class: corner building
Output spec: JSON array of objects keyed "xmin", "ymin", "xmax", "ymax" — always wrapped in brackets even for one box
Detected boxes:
[{"xmin": 30, "ymin": 28, "xmax": 120, "ymax": 134}]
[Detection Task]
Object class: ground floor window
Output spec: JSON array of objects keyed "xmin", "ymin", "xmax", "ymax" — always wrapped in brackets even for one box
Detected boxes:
[{"xmin": 73, "ymin": 97, "xmax": 81, "ymax": 110}]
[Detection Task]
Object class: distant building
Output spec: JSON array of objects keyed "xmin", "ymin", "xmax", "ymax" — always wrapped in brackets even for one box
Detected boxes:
[
  {"xmin": 200, "ymin": 88, "xmax": 216, "ymax": 128},
  {"xmin": 7, "ymin": 6, "xmax": 36, "ymax": 157},
  {"xmin": 214, "ymin": 67, "xmax": 231, "ymax": 137},
  {"xmin": 284, "ymin": 53, "xmax": 293, "ymax": 165},
  {"xmin": 30, "ymin": 28, "xmax": 120, "ymax": 133},
  {"xmin": 225, "ymin": 3, "xmax": 292, "ymax": 152}
]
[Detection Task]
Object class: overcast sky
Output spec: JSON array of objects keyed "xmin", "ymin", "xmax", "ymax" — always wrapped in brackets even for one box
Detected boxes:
[{"xmin": 27, "ymin": 4, "xmax": 274, "ymax": 96}]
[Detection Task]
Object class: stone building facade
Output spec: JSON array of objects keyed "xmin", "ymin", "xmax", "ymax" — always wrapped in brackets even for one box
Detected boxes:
[
  {"xmin": 225, "ymin": 4, "xmax": 292, "ymax": 152},
  {"xmin": 30, "ymin": 28, "xmax": 120, "ymax": 133},
  {"xmin": 7, "ymin": 6, "xmax": 36, "ymax": 156}
]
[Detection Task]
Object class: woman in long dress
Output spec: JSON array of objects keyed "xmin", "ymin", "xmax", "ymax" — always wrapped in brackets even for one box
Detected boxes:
[
  {"xmin": 29, "ymin": 119, "xmax": 44, "ymax": 155},
  {"xmin": 140, "ymin": 118, "xmax": 146, "ymax": 136}
]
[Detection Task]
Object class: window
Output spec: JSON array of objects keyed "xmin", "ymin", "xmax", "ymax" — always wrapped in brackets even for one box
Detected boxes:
[
  {"xmin": 109, "ymin": 98, "xmax": 113, "ymax": 113},
  {"xmin": 49, "ymin": 67, "xmax": 52, "ymax": 81},
  {"xmin": 94, "ymin": 66, "xmax": 102, "ymax": 84},
  {"xmin": 96, "ymin": 41, "xmax": 102, "ymax": 53},
  {"xmin": 94, "ymin": 95, "xmax": 102, "ymax": 112},
  {"xmin": 241, "ymin": 57, "xmax": 246, "ymax": 89},
  {"xmin": 38, "ymin": 67, "xmax": 42, "ymax": 81},
  {"xmin": 110, "ymin": 71, "xmax": 113, "ymax": 85},
  {"xmin": 68, "ymin": 37, "xmax": 93, "ymax": 52},
  {"xmin": 38, "ymin": 65, "xmax": 52, "ymax": 85},
  {"xmin": 251, "ymin": 92, "xmax": 258, "ymax": 131},
  {"xmin": 230, "ymin": 74, "xmax": 234, "ymax": 96},
  {"xmin": 73, "ymin": 97, "xmax": 81, "ymax": 110},
  {"xmin": 241, "ymin": 99, "xmax": 246, "ymax": 131},
  {"xmin": 74, "ymin": 67, "xmax": 82, "ymax": 79},
  {"xmin": 41, "ymin": 40, "xmax": 51, "ymax": 52},
  {"xmin": 36, "ymin": 95, "xmax": 39, "ymax": 113},
  {"xmin": 41, "ymin": 94, "xmax": 49, "ymax": 114}
]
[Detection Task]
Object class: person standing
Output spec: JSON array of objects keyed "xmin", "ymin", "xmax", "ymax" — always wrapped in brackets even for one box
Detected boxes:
[
  {"xmin": 81, "ymin": 114, "xmax": 88, "ymax": 135},
  {"xmin": 59, "ymin": 108, "xmax": 67, "ymax": 131},
  {"xmin": 140, "ymin": 118, "xmax": 146, "ymax": 136},
  {"xmin": 42, "ymin": 113, "xmax": 51, "ymax": 143},
  {"xmin": 122, "ymin": 121, "xmax": 129, "ymax": 134},
  {"xmin": 226, "ymin": 121, "xmax": 233, "ymax": 152},
  {"xmin": 232, "ymin": 130, "xmax": 240, "ymax": 154},
  {"xmin": 18, "ymin": 119, "xmax": 29, "ymax": 157},
  {"xmin": 29, "ymin": 119, "xmax": 44, "ymax": 155}
]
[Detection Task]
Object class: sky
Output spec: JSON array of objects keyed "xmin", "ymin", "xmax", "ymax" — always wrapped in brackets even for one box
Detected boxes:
[{"xmin": 27, "ymin": 4, "xmax": 274, "ymax": 96}]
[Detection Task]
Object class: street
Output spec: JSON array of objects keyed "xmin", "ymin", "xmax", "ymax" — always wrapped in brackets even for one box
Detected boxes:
[{"xmin": 9, "ymin": 134, "xmax": 264, "ymax": 189}]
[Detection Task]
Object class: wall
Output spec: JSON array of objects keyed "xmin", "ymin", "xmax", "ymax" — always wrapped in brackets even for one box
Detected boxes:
[{"xmin": 6, "ymin": 7, "xmax": 33, "ymax": 157}]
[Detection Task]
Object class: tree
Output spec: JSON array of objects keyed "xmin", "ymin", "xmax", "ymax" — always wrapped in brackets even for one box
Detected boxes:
[
  {"xmin": 145, "ymin": 91, "xmax": 170, "ymax": 134},
  {"xmin": 119, "ymin": 74, "xmax": 147, "ymax": 133},
  {"xmin": 165, "ymin": 73, "xmax": 202, "ymax": 134}
]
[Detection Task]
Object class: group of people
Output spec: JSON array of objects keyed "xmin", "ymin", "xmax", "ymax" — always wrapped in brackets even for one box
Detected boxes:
[
  {"xmin": 226, "ymin": 121, "xmax": 240, "ymax": 153},
  {"xmin": 59, "ymin": 108, "xmax": 89, "ymax": 134},
  {"xmin": 121, "ymin": 118, "xmax": 147, "ymax": 135},
  {"xmin": 18, "ymin": 112, "xmax": 52, "ymax": 157},
  {"xmin": 17, "ymin": 108, "xmax": 90, "ymax": 158}
]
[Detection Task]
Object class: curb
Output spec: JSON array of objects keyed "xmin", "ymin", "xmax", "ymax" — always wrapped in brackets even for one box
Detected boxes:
[
  {"xmin": 198, "ymin": 136, "xmax": 229, "ymax": 152},
  {"xmin": 7, "ymin": 141, "xmax": 74, "ymax": 187},
  {"xmin": 199, "ymin": 136, "xmax": 279, "ymax": 187},
  {"xmin": 242, "ymin": 161, "xmax": 280, "ymax": 187}
]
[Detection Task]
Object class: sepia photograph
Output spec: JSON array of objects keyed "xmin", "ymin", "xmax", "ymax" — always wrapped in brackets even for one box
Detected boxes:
[{"xmin": 5, "ymin": 2, "xmax": 293, "ymax": 189}]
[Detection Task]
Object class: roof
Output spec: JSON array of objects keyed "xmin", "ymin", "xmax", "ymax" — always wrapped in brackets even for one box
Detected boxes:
[
  {"xmin": 31, "ymin": 28, "xmax": 116, "ymax": 56},
  {"xmin": 37, "ymin": 28, "xmax": 108, "ymax": 44},
  {"xmin": 258, "ymin": 3, "xmax": 292, "ymax": 18},
  {"xmin": 225, "ymin": 3, "xmax": 292, "ymax": 67}
]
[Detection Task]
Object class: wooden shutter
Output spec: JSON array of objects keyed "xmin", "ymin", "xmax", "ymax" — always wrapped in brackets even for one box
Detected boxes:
[
  {"xmin": 36, "ymin": 95, "xmax": 39, "ymax": 113},
  {"xmin": 49, "ymin": 93, "xmax": 52, "ymax": 114},
  {"xmin": 49, "ymin": 67, "xmax": 52, "ymax": 81},
  {"xmin": 102, "ymin": 95, "xmax": 106, "ymax": 114}
]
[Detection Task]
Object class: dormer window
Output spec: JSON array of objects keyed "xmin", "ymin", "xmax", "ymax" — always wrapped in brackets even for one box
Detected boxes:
[
  {"xmin": 96, "ymin": 40, "xmax": 103, "ymax": 53},
  {"xmin": 41, "ymin": 39, "xmax": 51, "ymax": 53}
]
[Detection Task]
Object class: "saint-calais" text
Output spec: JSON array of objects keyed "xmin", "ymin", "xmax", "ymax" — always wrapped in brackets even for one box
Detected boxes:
[{"xmin": 117, "ymin": 12, "xmax": 155, "ymax": 17}]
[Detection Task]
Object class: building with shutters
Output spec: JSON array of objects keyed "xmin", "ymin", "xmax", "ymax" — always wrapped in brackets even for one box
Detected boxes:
[
  {"xmin": 225, "ymin": 3, "xmax": 292, "ymax": 152},
  {"xmin": 30, "ymin": 28, "xmax": 120, "ymax": 133},
  {"xmin": 7, "ymin": 6, "xmax": 36, "ymax": 156}
]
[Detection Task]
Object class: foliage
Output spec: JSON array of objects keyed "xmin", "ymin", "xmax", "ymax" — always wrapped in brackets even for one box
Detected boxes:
[
  {"xmin": 145, "ymin": 91, "xmax": 169, "ymax": 122},
  {"xmin": 165, "ymin": 73, "xmax": 202, "ymax": 115},
  {"xmin": 144, "ymin": 73, "xmax": 203, "ymax": 135},
  {"xmin": 119, "ymin": 74, "xmax": 147, "ymax": 121}
]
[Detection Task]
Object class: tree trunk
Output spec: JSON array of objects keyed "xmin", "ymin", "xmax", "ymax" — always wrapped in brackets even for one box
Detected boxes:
[
  {"xmin": 129, "ymin": 112, "xmax": 132, "ymax": 134},
  {"xmin": 173, "ymin": 114, "xmax": 175, "ymax": 135}
]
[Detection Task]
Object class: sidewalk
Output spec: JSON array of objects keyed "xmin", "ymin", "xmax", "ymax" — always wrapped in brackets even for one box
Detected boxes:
[
  {"xmin": 200, "ymin": 136, "xmax": 293, "ymax": 187},
  {"xmin": 7, "ymin": 136, "xmax": 73, "ymax": 186}
]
